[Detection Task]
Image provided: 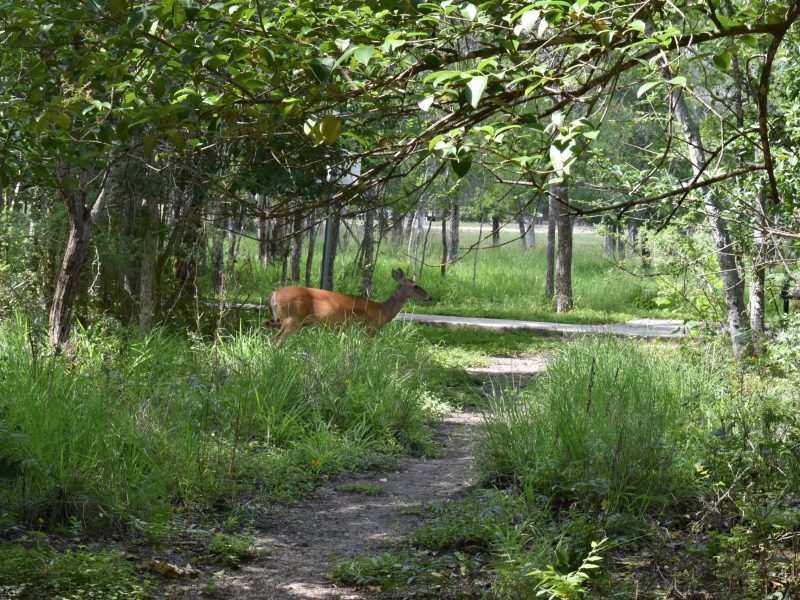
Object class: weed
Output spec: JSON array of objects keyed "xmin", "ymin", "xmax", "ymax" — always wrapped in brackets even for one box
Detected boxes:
[{"xmin": 207, "ymin": 533, "xmax": 260, "ymax": 568}]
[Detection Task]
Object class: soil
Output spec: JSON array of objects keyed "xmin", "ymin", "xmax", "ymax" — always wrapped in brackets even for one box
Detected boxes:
[{"xmin": 168, "ymin": 354, "xmax": 546, "ymax": 599}]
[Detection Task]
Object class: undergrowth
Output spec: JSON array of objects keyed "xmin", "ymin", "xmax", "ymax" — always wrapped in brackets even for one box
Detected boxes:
[{"xmin": 0, "ymin": 317, "xmax": 448, "ymax": 529}]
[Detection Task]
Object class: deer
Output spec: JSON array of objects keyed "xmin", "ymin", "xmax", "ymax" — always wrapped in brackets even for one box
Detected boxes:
[{"xmin": 265, "ymin": 268, "xmax": 432, "ymax": 344}]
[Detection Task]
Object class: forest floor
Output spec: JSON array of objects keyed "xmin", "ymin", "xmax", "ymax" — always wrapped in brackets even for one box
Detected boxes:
[{"xmin": 166, "ymin": 354, "xmax": 547, "ymax": 599}]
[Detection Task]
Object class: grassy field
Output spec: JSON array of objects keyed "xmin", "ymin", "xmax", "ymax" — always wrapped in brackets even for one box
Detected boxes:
[{"xmin": 229, "ymin": 223, "xmax": 681, "ymax": 325}]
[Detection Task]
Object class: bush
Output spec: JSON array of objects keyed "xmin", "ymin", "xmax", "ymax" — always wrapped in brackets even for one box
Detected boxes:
[{"xmin": 481, "ymin": 337, "xmax": 709, "ymax": 513}]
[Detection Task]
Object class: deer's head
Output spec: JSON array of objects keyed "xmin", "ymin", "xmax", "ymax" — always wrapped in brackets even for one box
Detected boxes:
[{"xmin": 392, "ymin": 268, "xmax": 432, "ymax": 302}]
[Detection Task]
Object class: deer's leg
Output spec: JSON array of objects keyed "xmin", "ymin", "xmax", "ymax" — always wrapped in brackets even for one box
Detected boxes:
[{"xmin": 275, "ymin": 318, "xmax": 300, "ymax": 345}]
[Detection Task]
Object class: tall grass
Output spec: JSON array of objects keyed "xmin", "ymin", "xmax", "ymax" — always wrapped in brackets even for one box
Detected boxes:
[
  {"xmin": 0, "ymin": 316, "xmax": 446, "ymax": 527},
  {"xmin": 481, "ymin": 337, "xmax": 710, "ymax": 512}
]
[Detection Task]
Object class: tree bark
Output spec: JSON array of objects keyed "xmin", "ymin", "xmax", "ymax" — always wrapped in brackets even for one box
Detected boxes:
[
  {"xmin": 320, "ymin": 214, "xmax": 339, "ymax": 290},
  {"xmin": 750, "ymin": 187, "xmax": 767, "ymax": 337},
  {"xmin": 446, "ymin": 201, "xmax": 460, "ymax": 263},
  {"xmin": 291, "ymin": 212, "xmax": 303, "ymax": 285},
  {"xmin": 440, "ymin": 209, "xmax": 448, "ymax": 276},
  {"xmin": 553, "ymin": 180, "xmax": 573, "ymax": 312},
  {"xmin": 545, "ymin": 192, "xmax": 557, "ymax": 299},
  {"xmin": 256, "ymin": 193, "xmax": 270, "ymax": 266},
  {"xmin": 210, "ymin": 224, "xmax": 224, "ymax": 295},
  {"xmin": 48, "ymin": 169, "xmax": 110, "ymax": 352},
  {"xmin": 305, "ymin": 218, "xmax": 317, "ymax": 287},
  {"xmin": 605, "ymin": 222, "xmax": 618, "ymax": 257},
  {"xmin": 360, "ymin": 210, "xmax": 375, "ymax": 295},
  {"xmin": 491, "ymin": 215, "xmax": 501, "ymax": 246},
  {"xmin": 138, "ymin": 196, "xmax": 160, "ymax": 334}
]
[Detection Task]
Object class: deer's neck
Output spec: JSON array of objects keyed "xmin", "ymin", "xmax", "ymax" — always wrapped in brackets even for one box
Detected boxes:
[{"xmin": 380, "ymin": 286, "xmax": 410, "ymax": 322}]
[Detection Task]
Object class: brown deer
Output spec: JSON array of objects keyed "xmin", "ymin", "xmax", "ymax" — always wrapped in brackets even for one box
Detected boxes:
[{"xmin": 266, "ymin": 268, "xmax": 432, "ymax": 344}]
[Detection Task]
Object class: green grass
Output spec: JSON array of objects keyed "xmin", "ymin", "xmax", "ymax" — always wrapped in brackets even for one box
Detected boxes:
[
  {"xmin": 227, "ymin": 225, "xmax": 678, "ymax": 325},
  {"xmin": 481, "ymin": 336, "xmax": 708, "ymax": 513},
  {"xmin": 0, "ymin": 316, "xmax": 449, "ymax": 528}
]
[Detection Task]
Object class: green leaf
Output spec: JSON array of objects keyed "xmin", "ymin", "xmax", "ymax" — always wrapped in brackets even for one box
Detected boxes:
[
  {"xmin": 143, "ymin": 135, "xmax": 158, "ymax": 159},
  {"xmin": 460, "ymin": 3, "xmax": 478, "ymax": 20},
  {"xmin": 668, "ymin": 75, "xmax": 687, "ymax": 87},
  {"xmin": 465, "ymin": 75, "xmax": 488, "ymax": 109},
  {"xmin": 451, "ymin": 157, "xmax": 472, "ymax": 178},
  {"xmin": 166, "ymin": 130, "xmax": 185, "ymax": 151},
  {"xmin": 712, "ymin": 50, "xmax": 731, "ymax": 71},
  {"xmin": 173, "ymin": 2, "xmax": 186, "ymax": 27},
  {"xmin": 354, "ymin": 45, "xmax": 374, "ymax": 65},
  {"xmin": 309, "ymin": 57, "xmax": 334, "ymax": 82},
  {"xmin": 418, "ymin": 95, "xmax": 435, "ymax": 112},
  {"xmin": 628, "ymin": 19, "xmax": 646, "ymax": 33},
  {"xmin": 319, "ymin": 115, "xmax": 342, "ymax": 145},
  {"xmin": 636, "ymin": 80, "xmax": 660, "ymax": 97},
  {"xmin": 583, "ymin": 130, "xmax": 599, "ymax": 140},
  {"xmin": 127, "ymin": 6, "xmax": 147, "ymax": 32}
]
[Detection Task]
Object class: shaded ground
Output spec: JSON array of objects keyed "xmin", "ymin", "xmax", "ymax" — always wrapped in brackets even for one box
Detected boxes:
[{"xmin": 167, "ymin": 356, "xmax": 545, "ymax": 599}]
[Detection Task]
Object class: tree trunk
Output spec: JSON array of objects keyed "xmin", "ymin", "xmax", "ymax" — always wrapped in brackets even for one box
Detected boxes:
[
  {"xmin": 48, "ymin": 171, "xmax": 110, "ymax": 352},
  {"xmin": 649, "ymin": 17, "xmax": 749, "ymax": 356},
  {"xmin": 545, "ymin": 192, "xmax": 557, "ymax": 299},
  {"xmin": 210, "ymin": 225, "xmax": 224, "ymax": 295},
  {"xmin": 390, "ymin": 210, "xmax": 404, "ymax": 245},
  {"xmin": 491, "ymin": 215, "xmax": 501, "ymax": 246},
  {"xmin": 553, "ymin": 180, "xmax": 573, "ymax": 312},
  {"xmin": 526, "ymin": 215, "xmax": 536, "ymax": 248},
  {"xmin": 440, "ymin": 210, "xmax": 448, "ymax": 277},
  {"xmin": 446, "ymin": 201, "xmax": 460, "ymax": 263},
  {"xmin": 360, "ymin": 210, "xmax": 375, "ymax": 295},
  {"xmin": 626, "ymin": 223, "xmax": 638, "ymax": 256},
  {"xmin": 605, "ymin": 222, "xmax": 618, "ymax": 257},
  {"xmin": 291, "ymin": 212, "xmax": 303, "ymax": 285},
  {"xmin": 320, "ymin": 214, "xmax": 339, "ymax": 290},
  {"xmin": 305, "ymin": 218, "xmax": 317, "ymax": 287},
  {"xmin": 256, "ymin": 194, "xmax": 270, "ymax": 266},
  {"xmin": 138, "ymin": 197, "xmax": 160, "ymax": 334},
  {"xmin": 750, "ymin": 187, "xmax": 767, "ymax": 337}
]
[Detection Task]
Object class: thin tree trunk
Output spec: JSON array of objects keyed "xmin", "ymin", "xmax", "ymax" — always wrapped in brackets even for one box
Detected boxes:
[
  {"xmin": 545, "ymin": 192, "xmax": 557, "ymax": 299},
  {"xmin": 440, "ymin": 210, "xmax": 448, "ymax": 277},
  {"xmin": 139, "ymin": 197, "xmax": 160, "ymax": 333},
  {"xmin": 360, "ymin": 210, "xmax": 375, "ymax": 295},
  {"xmin": 605, "ymin": 222, "xmax": 617, "ymax": 257},
  {"xmin": 553, "ymin": 180, "xmax": 573, "ymax": 312},
  {"xmin": 390, "ymin": 210, "xmax": 404, "ymax": 245},
  {"xmin": 491, "ymin": 215, "xmax": 501, "ymax": 246},
  {"xmin": 526, "ymin": 215, "xmax": 536, "ymax": 248},
  {"xmin": 750, "ymin": 187, "xmax": 767, "ymax": 337},
  {"xmin": 320, "ymin": 214, "xmax": 339, "ymax": 290},
  {"xmin": 446, "ymin": 201, "xmax": 460, "ymax": 263},
  {"xmin": 626, "ymin": 223, "xmax": 638, "ymax": 256},
  {"xmin": 257, "ymin": 194, "xmax": 270, "ymax": 266},
  {"xmin": 305, "ymin": 218, "xmax": 317, "ymax": 287},
  {"xmin": 48, "ymin": 169, "xmax": 111, "ymax": 352},
  {"xmin": 648, "ymin": 16, "xmax": 749, "ymax": 356},
  {"xmin": 518, "ymin": 217, "xmax": 528, "ymax": 250},
  {"xmin": 291, "ymin": 212, "xmax": 303, "ymax": 285},
  {"xmin": 210, "ymin": 224, "xmax": 224, "ymax": 295}
]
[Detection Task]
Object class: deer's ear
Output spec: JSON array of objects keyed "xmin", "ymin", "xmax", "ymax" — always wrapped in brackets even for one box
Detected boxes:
[{"xmin": 392, "ymin": 269, "xmax": 405, "ymax": 282}]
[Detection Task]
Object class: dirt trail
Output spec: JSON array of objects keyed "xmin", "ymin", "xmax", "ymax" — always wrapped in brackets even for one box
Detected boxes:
[{"xmin": 174, "ymin": 355, "xmax": 546, "ymax": 599}]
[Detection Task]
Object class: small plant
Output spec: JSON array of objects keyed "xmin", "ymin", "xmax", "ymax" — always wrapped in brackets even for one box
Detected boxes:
[
  {"xmin": 336, "ymin": 482, "xmax": 384, "ymax": 495},
  {"xmin": 207, "ymin": 533, "xmax": 260, "ymax": 568},
  {"xmin": 0, "ymin": 542, "xmax": 148, "ymax": 600},
  {"xmin": 527, "ymin": 538, "xmax": 607, "ymax": 599}
]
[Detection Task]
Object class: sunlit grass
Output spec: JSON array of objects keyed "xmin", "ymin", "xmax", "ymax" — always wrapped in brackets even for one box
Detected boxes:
[{"xmin": 227, "ymin": 223, "xmax": 682, "ymax": 324}]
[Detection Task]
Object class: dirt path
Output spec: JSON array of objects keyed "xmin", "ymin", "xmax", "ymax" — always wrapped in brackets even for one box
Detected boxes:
[{"xmin": 172, "ymin": 355, "xmax": 545, "ymax": 599}]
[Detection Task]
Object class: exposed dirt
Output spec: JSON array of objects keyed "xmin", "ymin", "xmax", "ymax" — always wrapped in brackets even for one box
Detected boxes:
[{"xmin": 168, "ymin": 355, "xmax": 544, "ymax": 600}]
